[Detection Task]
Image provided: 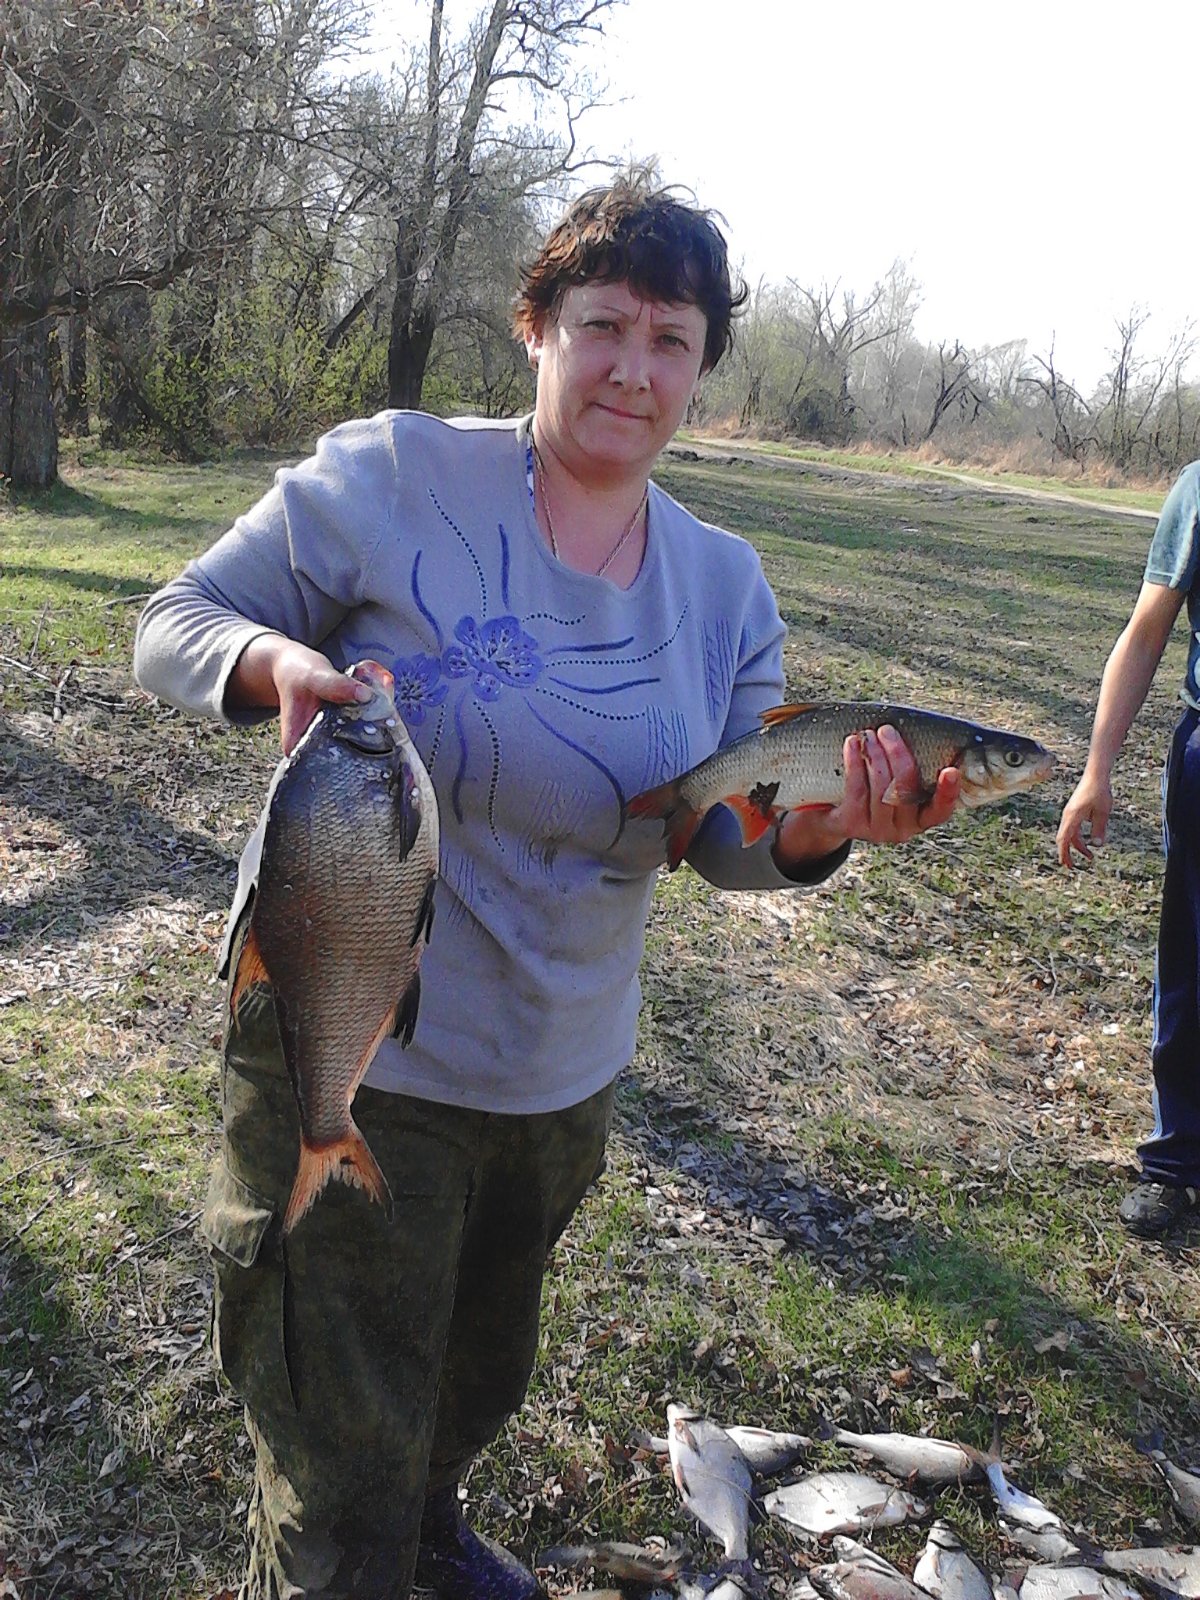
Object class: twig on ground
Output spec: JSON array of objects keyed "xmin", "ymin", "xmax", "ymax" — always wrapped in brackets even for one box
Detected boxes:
[
  {"xmin": 52, "ymin": 667, "xmax": 73, "ymax": 722},
  {"xmin": 106, "ymin": 1209, "xmax": 203, "ymax": 1272},
  {"xmin": 101, "ymin": 591, "xmax": 153, "ymax": 608},
  {"xmin": 0, "ymin": 1134, "xmax": 138, "ymax": 1189},
  {"xmin": 29, "ymin": 602, "xmax": 50, "ymax": 662}
]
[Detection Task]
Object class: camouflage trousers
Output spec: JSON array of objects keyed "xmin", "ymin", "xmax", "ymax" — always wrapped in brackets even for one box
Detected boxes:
[{"xmin": 200, "ymin": 936, "xmax": 614, "ymax": 1600}]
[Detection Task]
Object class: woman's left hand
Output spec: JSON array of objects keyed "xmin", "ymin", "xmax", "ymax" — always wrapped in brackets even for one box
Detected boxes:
[{"xmin": 774, "ymin": 724, "xmax": 960, "ymax": 866}]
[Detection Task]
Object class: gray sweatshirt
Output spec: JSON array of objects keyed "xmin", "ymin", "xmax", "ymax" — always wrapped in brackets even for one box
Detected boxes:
[{"xmin": 135, "ymin": 411, "xmax": 846, "ymax": 1112}]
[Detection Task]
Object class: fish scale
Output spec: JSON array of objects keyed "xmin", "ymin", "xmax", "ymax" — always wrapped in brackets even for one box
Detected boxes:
[
  {"xmin": 231, "ymin": 661, "xmax": 439, "ymax": 1233},
  {"xmin": 625, "ymin": 700, "xmax": 1055, "ymax": 869}
]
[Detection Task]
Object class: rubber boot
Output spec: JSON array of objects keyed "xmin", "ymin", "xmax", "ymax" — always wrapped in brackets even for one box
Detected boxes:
[{"xmin": 415, "ymin": 1487, "xmax": 546, "ymax": 1600}]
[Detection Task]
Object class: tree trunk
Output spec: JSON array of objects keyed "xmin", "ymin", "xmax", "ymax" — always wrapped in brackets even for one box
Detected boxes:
[
  {"xmin": 387, "ymin": 310, "xmax": 436, "ymax": 410},
  {"xmin": 0, "ymin": 321, "xmax": 58, "ymax": 489},
  {"xmin": 61, "ymin": 312, "xmax": 88, "ymax": 436}
]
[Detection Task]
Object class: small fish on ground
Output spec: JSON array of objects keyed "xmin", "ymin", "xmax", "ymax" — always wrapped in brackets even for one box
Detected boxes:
[
  {"xmin": 230, "ymin": 660, "xmax": 438, "ymax": 1233},
  {"xmin": 1018, "ymin": 1566, "xmax": 1139, "ymax": 1600},
  {"xmin": 723, "ymin": 1425, "xmax": 811, "ymax": 1477},
  {"xmin": 1137, "ymin": 1434, "xmax": 1200, "ymax": 1528},
  {"xmin": 666, "ymin": 1403, "xmax": 754, "ymax": 1561},
  {"xmin": 1102, "ymin": 1546, "xmax": 1200, "ymax": 1598},
  {"xmin": 826, "ymin": 1424, "xmax": 986, "ymax": 1486},
  {"xmin": 624, "ymin": 701, "xmax": 1056, "ymax": 869},
  {"xmin": 913, "ymin": 1520, "xmax": 995, "ymax": 1600},
  {"xmin": 537, "ymin": 1541, "xmax": 690, "ymax": 1585},
  {"xmin": 809, "ymin": 1536, "xmax": 930, "ymax": 1600},
  {"xmin": 985, "ymin": 1461, "xmax": 1065, "ymax": 1535},
  {"xmin": 1000, "ymin": 1522, "xmax": 1092, "ymax": 1565},
  {"xmin": 763, "ymin": 1471, "xmax": 927, "ymax": 1539}
]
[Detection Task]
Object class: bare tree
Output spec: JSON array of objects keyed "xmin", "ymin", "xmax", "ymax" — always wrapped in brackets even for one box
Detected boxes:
[
  {"xmin": 0, "ymin": 0, "xmax": 363, "ymax": 487},
  {"xmin": 385, "ymin": 0, "xmax": 621, "ymax": 410},
  {"xmin": 1023, "ymin": 339, "xmax": 1095, "ymax": 468}
]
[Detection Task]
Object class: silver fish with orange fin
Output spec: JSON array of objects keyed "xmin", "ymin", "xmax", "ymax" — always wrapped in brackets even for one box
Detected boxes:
[
  {"xmin": 230, "ymin": 660, "xmax": 439, "ymax": 1233},
  {"xmin": 624, "ymin": 701, "xmax": 1055, "ymax": 870}
]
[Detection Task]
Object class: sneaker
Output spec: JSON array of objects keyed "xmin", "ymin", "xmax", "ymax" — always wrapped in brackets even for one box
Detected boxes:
[
  {"xmin": 1118, "ymin": 1181, "xmax": 1200, "ymax": 1237},
  {"xmin": 416, "ymin": 1487, "xmax": 546, "ymax": 1600}
]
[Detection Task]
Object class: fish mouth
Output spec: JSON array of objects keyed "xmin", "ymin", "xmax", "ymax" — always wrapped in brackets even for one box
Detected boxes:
[{"xmin": 349, "ymin": 660, "xmax": 395, "ymax": 694}]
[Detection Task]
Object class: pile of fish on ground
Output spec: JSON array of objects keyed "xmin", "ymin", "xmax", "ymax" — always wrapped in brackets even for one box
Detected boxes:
[{"xmin": 540, "ymin": 1411, "xmax": 1200, "ymax": 1600}]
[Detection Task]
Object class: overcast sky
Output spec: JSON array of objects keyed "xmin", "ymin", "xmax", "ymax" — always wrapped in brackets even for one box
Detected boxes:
[{"xmin": 370, "ymin": 0, "xmax": 1197, "ymax": 393}]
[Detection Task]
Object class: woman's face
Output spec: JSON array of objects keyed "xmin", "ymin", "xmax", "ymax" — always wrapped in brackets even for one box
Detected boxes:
[{"xmin": 527, "ymin": 279, "xmax": 709, "ymax": 483}]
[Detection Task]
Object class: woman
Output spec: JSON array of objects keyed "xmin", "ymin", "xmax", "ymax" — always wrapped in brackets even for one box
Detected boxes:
[{"xmin": 135, "ymin": 175, "xmax": 958, "ymax": 1600}]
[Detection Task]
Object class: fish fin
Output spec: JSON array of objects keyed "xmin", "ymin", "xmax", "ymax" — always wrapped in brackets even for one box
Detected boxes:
[
  {"xmin": 723, "ymin": 792, "xmax": 781, "ymax": 847},
  {"xmin": 229, "ymin": 922, "xmax": 271, "ymax": 1030},
  {"xmin": 624, "ymin": 779, "xmax": 703, "ymax": 871},
  {"xmin": 282, "ymin": 1123, "xmax": 392, "ymax": 1235},
  {"xmin": 759, "ymin": 702, "xmax": 820, "ymax": 727},
  {"xmin": 391, "ymin": 972, "xmax": 421, "ymax": 1047},
  {"xmin": 881, "ymin": 777, "xmax": 933, "ymax": 806},
  {"xmin": 410, "ymin": 876, "xmax": 436, "ymax": 949}
]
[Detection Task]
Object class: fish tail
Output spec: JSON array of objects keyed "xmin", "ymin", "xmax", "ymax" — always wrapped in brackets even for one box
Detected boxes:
[
  {"xmin": 624, "ymin": 780, "xmax": 703, "ymax": 871},
  {"xmin": 282, "ymin": 1123, "xmax": 393, "ymax": 1234}
]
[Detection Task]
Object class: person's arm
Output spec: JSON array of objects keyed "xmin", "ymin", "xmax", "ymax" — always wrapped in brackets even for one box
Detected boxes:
[
  {"xmin": 227, "ymin": 633, "xmax": 372, "ymax": 754},
  {"xmin": 1056, "ymin": 580, "xmax": 1185, "ymax": 867}
]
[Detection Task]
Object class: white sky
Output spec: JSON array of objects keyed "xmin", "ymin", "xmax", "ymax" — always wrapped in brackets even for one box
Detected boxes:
[{"xmin": 368, "ymin": 0, "xmax": 1198, "ymax": 393}]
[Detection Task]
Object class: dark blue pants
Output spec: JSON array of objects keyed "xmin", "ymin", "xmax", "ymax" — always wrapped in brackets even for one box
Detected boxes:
[{"xmin": 1140, "ymin": 706, "xmax": 1200, "ymax": 1186}]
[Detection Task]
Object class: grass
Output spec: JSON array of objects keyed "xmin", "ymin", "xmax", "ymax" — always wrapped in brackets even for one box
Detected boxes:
[{"xmin": 1, "ymin": 443, "xmax": 1197, "ymax": 1598}]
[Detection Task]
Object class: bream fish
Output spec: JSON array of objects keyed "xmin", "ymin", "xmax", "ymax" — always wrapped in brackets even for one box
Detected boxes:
[
  {"xmin": 913, "ymin": 1520, "xmax": 995, "ymax": 1600},
  {"xmin": 1018, "ymin": 1567, "xmax": 1139, "ymax": 1600},
  {"xmin": 809, "ymin": 1537, "xmax": 930, "ymax": 1600},
  {"xmin": 762, "ymin": 1471, "xmax": 927, "ymax": 1539},
  {"xmin": 625, "ymin": 702, "xmax": 1056, "ymax": 869},
  {"xmin": 1102, "ymin": 1546, "xmax": 1200, "ymax": 1598},
  {"xmin": 231, "ymin": 660, "xmax": 438, "ymax": 1233},
  {"xmin": 1138, "ymin": 1436, "xmax": 1200, "ymax": 1528},
  {"xmin": 724, "ymin": 1424, "xmax": 811, "ymax": 1477},
  {"xmin": 666, "ymin": 1403, "xmax": 754, "ymax": 1560},
  {"xmin": 828, "ymin": 1425, "xmax": 986, "ymax": 1487}
]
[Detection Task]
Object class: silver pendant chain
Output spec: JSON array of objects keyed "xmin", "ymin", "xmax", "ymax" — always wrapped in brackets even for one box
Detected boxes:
[{"xmin": 533, "ymin": 443, "xmax": 648, "ymax": 578}]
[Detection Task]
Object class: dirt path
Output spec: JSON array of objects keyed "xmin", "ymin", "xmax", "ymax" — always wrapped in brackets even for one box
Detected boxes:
[{"xmin": 679, "ymin": 437, "xmax": 1160, "ymax": 521}]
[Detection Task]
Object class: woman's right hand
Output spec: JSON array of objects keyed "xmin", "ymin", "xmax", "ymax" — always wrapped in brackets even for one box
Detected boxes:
[
  {"xmin": 1056, "ymin": 769, "xmax": 1113, "ymax": 868},
  {"xmin": 228, "ymin": 634, "xmax": 373, "ymax": 754}
]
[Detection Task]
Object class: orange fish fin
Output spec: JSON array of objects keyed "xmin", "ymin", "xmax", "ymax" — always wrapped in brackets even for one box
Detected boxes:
[
  {"xmin": 229, "ymin": 922, "xmax": 271, "ymax": 1030},
  {"xmin": 624, "ymin": 779, "xmax": 702, "ymax": 871},
  {"xmin": 724, "ymin": 792, "xmax": 781, "ymax": 847},
  {"xmin": 759, "ymin": 702, "xmax": 819, "ymax": 728},
  {"xmin": 282, "ymin": 1124, "xmax": 392, "ymax": 1235}
]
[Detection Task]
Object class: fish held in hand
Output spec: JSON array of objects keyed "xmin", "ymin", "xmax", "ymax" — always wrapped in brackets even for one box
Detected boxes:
[
  {"xmin": 762, "ymin": 1471, "xmax": 927, "ymax": 1539},
  {"xmin": 624, "ymin": 702, "xmax": 1055, "ymax": 869},
  {"xmin": 666, "ymin": 1403, "xmax": 754, "ymax": 1561},
  {"xmin": 230, "ymin": 660, "xmax": 439, "ymax": 1234}
]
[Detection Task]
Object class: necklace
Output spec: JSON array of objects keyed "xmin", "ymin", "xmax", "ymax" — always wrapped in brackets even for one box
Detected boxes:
[{"xmin": 533, "ymin": 443, "xmax": 648, "ymax": 578}]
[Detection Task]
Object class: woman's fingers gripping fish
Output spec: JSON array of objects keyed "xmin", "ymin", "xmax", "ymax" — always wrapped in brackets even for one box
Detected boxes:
[
  {"xmin": 230, "ymin": 660, "xmax": 439, "ymax": 1234},
  {"xmin": 624, "ymin": 702, "xmax": 1056, "ymax": 870},
  {"xmin": 666, "ymin": 1403, "xmax": 754, "ymax": 1561}
]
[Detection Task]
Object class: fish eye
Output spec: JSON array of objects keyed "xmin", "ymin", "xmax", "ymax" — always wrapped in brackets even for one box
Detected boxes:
[{"xmin": 1004, "ymin": 748, "xmax": 1025, "ymax": 768}]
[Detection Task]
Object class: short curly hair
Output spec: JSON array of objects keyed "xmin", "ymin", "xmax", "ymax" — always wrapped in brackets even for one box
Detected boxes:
[{"xmin": 512, "ymin": 173, "xmax": 748, "ymax": 374}]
